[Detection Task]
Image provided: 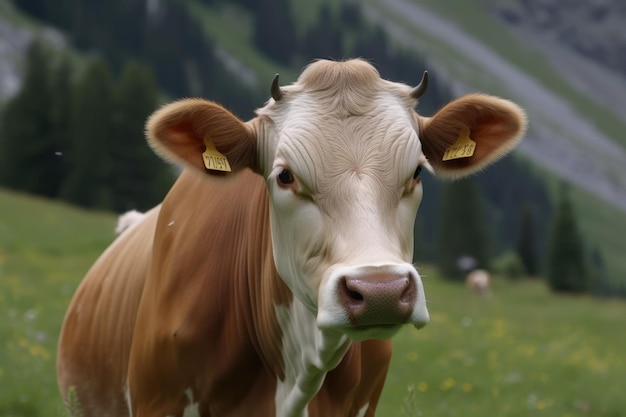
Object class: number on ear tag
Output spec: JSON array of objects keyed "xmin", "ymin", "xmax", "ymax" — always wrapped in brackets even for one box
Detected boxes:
[
  {"xmin": 202, "ymin": 137, "xmax": 231, "ymax": 172},
  {"xmin": 442, "ymin": 128, "xmax": 476, "ymax": 161}
]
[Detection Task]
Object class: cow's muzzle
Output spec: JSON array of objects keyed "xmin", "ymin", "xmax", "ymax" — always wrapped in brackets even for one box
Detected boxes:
[
  {"xmin": 317, "ymin": 264, "xmax": 429, "ymax": 337},
  {"xmin": 339, "ymin": 274, "xmax": 415, "ymax": 326}
]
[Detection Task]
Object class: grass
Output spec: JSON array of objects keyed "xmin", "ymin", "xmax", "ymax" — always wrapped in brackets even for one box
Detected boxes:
[
  {"xmin": 379, "ymin": 268, "xmax": 626, "ymax": 416},
  {"xmin": 0, "ymin": 188, "xmax": 115, "ymax": 416},
  {"xmin": 1, "ymin": 189, "xmax": 626, "ymax": 416}
]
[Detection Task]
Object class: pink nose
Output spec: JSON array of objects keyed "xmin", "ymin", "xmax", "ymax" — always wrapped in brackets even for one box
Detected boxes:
[{"xmin": 338, "ymin": 274, "xmax": 416, "ymax": 326}]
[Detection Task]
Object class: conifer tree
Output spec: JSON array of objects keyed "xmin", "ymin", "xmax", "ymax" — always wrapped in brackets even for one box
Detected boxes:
[
  {"xmin": 589, "ymin": 246, "xmax": 610, "ymax": 296},
  {"xmin": 545, "ymin": 185, "xmax": 589, "ymax": 293},
  {"xmin": 60, "ymin": 57, "xmax": 116, "ymax": 209},
  {"xmin": 516, "ymin": 204, "xmax": 538, "ymax": 276},
  {"xmin": 437, "ymin": 178, "xmax": 491, "ymax": 280},
  {"xmin": 253, "ymin": 0, "xmax": 297, "ymax": 66},
  {"xmin": 0, "ymin": 39, "xmax": 58, "ymax": 197},
  {"xmin": 302, "ymin": 5, "xmax": 344, "ymax": 62},
  {"xmin": 110, "ymin": 61, "xmax": 172, "ymax": 211},
  {"xmin": 46, "ymin": 52, "xmax": 75, "ymax": 197}
]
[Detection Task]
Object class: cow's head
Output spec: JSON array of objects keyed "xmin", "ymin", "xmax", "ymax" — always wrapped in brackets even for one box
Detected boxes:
[{"xmin": 146, "ymin": 59, "xmax": 526, "ymax": 341}]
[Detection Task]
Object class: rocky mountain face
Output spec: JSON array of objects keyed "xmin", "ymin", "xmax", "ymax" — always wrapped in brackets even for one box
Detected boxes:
[
  {"xmin": 0, "ymin": 14, "xmax": 30, "ymax": 102},
  {"xmin": 498, "ymin": 0, "xmax": 626, "ymax": 78},
  {"xmin": 0, "ymin": 12, "xmax": 64, "ymax": 105}
]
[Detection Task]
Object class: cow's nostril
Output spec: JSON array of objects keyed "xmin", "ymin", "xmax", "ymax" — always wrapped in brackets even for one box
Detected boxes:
[
  {"xmin": 341, "ymin": 278, "xmax": 364, "ymax": 302},
  {"xmin": 399, "ymin": 278, "xmax": 414, "ymax": 303},
  {"xmin": 348, "ymin": 289, "xmax": 363, "ymax": 301}
]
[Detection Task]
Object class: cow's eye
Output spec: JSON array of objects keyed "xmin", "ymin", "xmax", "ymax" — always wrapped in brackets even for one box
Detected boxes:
[
  {"xmin": 277, "ymin": 169, "xmax": 294, "ymax": 185},
  {"xmin": 413, "ymin": 165, "xmax": 422, "ymax": 180}
]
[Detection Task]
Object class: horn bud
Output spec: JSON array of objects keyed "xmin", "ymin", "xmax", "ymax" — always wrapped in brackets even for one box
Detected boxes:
[
  {"xmin": 271, "ymin": 73, "xmax": 283, "ymax": 101},
  {"xmin": 410, "ymin": 71, "xmax": 429, "ymax": 100}
]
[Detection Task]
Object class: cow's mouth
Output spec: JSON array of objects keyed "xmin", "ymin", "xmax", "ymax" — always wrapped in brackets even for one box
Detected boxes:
[
  {"xmin": 354, "ymin": 323, "xmax": 399, "ymax": 330},
  {"xmin": 340, "ymin": 323, "xmax": 405, "ymax": 342}
]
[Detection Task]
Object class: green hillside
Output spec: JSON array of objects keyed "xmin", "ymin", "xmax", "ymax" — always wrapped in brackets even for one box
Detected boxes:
[
  {"xmin": 0, "ymin": 189, "xmax": 115, "ymax": 416},
  {"xmin": 374, "ymin": 0, "xmax": 626, "ymax": 147},
  {"xmin": 1, "ymin": 189, "xmax": 625, "ymax": 416}
]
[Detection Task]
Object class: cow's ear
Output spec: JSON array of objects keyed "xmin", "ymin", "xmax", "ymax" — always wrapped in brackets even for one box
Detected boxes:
[
  {"xmin": 146, "ymin": 99, "xmax": 258, "ymax": 174},
  {"xmin": 416, "ymin": 94, "xmax": 527, "ymax": 179}
]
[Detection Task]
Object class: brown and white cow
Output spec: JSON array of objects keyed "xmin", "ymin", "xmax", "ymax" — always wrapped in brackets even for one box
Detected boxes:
[{"xmin": 57, "ymin": 59, "xmax": 526, "ymax": 417}]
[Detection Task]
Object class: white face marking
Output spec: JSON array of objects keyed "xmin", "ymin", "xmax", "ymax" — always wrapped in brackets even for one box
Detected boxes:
[{"xmin": 260, "ymin": 87, "xmax": 430, "ymax": 338}]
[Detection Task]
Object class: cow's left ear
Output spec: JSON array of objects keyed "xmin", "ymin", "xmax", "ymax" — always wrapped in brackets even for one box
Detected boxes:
[
  {"xmin": 146, "ymin": 98, "xmax": 258, "ymax": 175},
  {"xmin": 416, "ymin": 94, "xmax": 527, "ymax": 178}
]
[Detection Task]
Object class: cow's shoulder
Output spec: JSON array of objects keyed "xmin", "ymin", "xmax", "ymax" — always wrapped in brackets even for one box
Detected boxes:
[{"xmin": 128, "ymin": 169, "xmax": 289, "ymax": 415}]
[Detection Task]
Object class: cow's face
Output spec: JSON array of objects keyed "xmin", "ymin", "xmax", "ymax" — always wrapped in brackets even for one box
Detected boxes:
[
  {"xmin": 146, "ymin": 59, "xmax": 527, "ymax": 341},
  {"xmin": 256, "ymin": 62, "xmax": 430, "ymax": 340}
]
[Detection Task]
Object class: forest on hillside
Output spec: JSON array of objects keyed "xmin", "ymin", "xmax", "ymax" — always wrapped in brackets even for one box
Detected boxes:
[{"xmin": 1, "ymin": 0, "xmax": 616, "ymax": 295}]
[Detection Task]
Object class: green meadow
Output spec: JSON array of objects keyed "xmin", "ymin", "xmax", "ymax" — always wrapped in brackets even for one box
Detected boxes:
[
  {"xmin": 380, "ymin": 271, "xmax": 626, "ymax": 417},
  {"xmin": 1, "ymin": 188, "xmax": 625, "ymax": 417}
]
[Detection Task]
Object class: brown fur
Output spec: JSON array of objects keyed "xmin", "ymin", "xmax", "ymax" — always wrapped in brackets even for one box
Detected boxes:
[
  {"xmin": 417, "ymin": 94, "xmax": 527, "ymax": 178},
  {"xmin": 146, "ymin": 99, "xmax": 259, "ymax": 174},
  {"xmin": 57, "ymin": 206, "xmax": 160, "ymax": 416}
]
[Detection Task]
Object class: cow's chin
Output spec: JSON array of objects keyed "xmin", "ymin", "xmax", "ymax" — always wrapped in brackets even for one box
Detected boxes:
[
  {"xmin": 317, "ymin": 322, "xmax": 405, "ymax": 342},
  {"xmin": 345, "ymin": 324, "xmax": 406, "ymax": 342}
]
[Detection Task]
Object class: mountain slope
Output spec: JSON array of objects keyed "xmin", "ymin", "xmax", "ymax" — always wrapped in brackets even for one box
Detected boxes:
[
  {"xmin": 359, "ymin": 0, "xmax": 626, "ymax": 283},
  {"xmin": 2, "ymin": 0, "xmax": 625, "ymax": 281},
  {"xmin": 363, "ymin": 0, "xmax": 626, "ymax": 212}
]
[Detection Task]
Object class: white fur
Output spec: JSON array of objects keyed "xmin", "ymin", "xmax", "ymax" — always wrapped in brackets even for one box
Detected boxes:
[
  {"xmin": 262, "ymin": 87, "xmax": 430, "ymax": 333},
  {"xmin": 274, "ymin": 300, "xmax": 351, "ymax": 417},
  {"xmin": 317, "ymin": 264, "xmax": 429, "ymax": 341},
  {"xmin": 124, "ymin": 385, "xmax": 133, "ymax": 417},
  {"xmin": 182, "ymin": 388, "xmax": 200, "ymax": 417},
  {"xmin": 356, "ymin": 403, "xmax": 369, "ymax": 417},
  {"xmin": 115, "ymin": 210, "xmax": 146, "ymax": 236}
]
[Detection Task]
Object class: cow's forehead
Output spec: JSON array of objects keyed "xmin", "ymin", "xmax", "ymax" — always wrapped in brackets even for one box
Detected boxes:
[
  {"xmin": 261, "ymin": 59, "xmax": 416, "ymax": 123},
  {"xmin": 258, "ymin": 60, "xmax": 423, "ymax": 190}
]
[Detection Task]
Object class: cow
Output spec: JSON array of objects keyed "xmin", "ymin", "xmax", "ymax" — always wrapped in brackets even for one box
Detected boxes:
[
  {"xmin": 467, "ymin": 269, "xmax": 491, "ymax": 297},
  {"xmin": 57, "ymin": 59, "xmax": 526, "ymax": 417}
]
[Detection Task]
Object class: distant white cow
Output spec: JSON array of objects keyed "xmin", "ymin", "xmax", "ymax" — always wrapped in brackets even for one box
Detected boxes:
[
  {"xmin": 467, "ymin": 269, "xmax": 491, "ymax": 296},
  {"xmin": 114, "ymin": 210, "xmax": 146, "ymax": 236}
]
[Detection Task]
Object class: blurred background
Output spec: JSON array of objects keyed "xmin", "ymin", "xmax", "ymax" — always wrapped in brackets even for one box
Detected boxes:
[{"xmin": 0, "ymin": 0, "xmax": 625, "ymax": 416}]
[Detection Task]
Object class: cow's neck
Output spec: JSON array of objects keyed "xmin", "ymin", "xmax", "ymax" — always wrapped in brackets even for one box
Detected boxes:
[
  {"xmin": 237, "ymin": 176, "xmax": 351, "ymax": 416},
  {"xmin": 180, "ymin": 171, "xmax": 352, "ymax": 416},
  {"xmin": 274, "ymin": 297, "xmax": 351, "ymax": 417}
]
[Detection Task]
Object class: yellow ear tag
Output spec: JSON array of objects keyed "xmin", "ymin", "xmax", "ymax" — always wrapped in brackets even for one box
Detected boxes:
[
  {"xmin": 202, "ymin": 137, "xmax": 231, "ymax": 172},
  {"xmin": 442, "ymin": 128, "xmax": 476, "ymax": 161}
]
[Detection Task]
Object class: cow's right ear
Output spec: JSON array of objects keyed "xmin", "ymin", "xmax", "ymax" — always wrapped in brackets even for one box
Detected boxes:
[{"xmin": 146, "ymin": 99, "xmax": 258, "ymax": 174}]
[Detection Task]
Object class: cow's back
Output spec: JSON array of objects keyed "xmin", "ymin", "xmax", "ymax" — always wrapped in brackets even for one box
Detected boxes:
[{"xmin": 57, "ymin": 205, "xmax": 160, "ymax": 416}]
